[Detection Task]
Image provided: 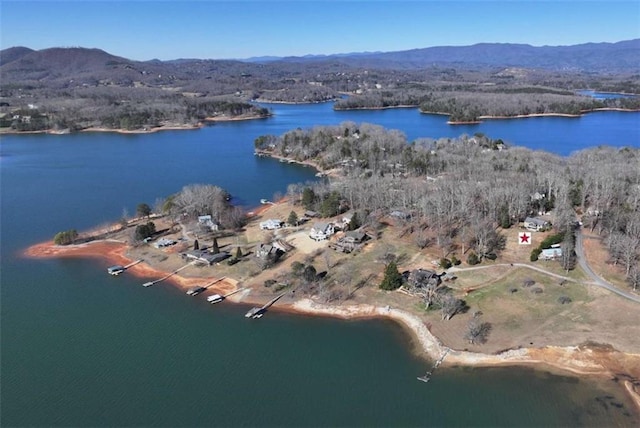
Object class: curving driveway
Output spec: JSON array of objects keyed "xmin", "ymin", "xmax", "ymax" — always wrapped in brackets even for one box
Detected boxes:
[
  {"xmin": 575, "ymin": 227, "xmax": 640, "ymax": 303},
  {"xmin": 449, "ymin": 230, "xmax": 640, "ymax": 304}
]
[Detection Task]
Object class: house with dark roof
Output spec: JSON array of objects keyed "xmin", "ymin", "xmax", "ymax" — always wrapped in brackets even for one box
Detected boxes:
[
  {"xmin": 183, "ymin": 249, "xmax": 230, "ymax": 265},
  {"xmin": 407, "ymin": 269, "xmax": 441, "ymax": 288},
  {"xmin": 524, "ymin": 217, "xmax": 550, "ymax": 232}
]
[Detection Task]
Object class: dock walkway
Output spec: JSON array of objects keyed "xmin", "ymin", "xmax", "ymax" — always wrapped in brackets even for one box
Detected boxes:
[
  {"xmin": 143, "ymin": 262, "xmax": 194, "ymax": 287},
  {"xmin": 245, "ymin": 290, "xmax": 290, "ymax": 319},
  {"xmin": 417, "ymin": 348, "xmax": 450, "ymax": 383}
]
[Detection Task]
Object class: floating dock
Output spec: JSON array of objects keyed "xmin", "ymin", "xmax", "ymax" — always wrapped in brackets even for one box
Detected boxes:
[
  {"xmin": 208, "ymin": 286, "xmax": 246, "ymax": 304},
  {"xmin": 245, "ymin": 290, "xmax": 289, "ymax": 319},
  {"xmin": 186, "ymin": 286, "xmax": 206, "ymax": 296},
  {"xmin": 417, "ymin": 349, "xmax": 449, "ymax": 383},
  {"xmin": 108, "ymin": 259, "xmax": 142, "ymax": 276},
  {"xmin": 187, "ymin": 277, "xmax": 228, "ymax": 297}
]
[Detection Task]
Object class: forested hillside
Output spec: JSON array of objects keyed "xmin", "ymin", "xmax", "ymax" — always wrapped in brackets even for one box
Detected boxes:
[
  {"xmin": 255, "ymin": 123, "xmax": 640, "ymax": 288},
  {"xmin": 1, "ymin": 42, "xmax": 639, "ymax": 132}
]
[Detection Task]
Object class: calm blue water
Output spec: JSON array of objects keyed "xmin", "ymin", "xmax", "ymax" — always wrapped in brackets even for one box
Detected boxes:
[
  {"xmin": 260, "ymin": 102, "xmax": 639, "ymax": 155},
  {"xmin": 1, "ymin": 105, "xmax": 639, "ymax": 426}
]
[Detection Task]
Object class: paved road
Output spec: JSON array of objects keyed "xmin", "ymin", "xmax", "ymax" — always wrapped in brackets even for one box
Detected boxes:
[
  {"xmin": 449, "ymin": 233, "xmax": 640, "ymax": 304},
  {"xmin": 449, "ymin": 262, "xmax": 578, "ymax": 283},
  {"xmin": 574, "ymin": 227, "xmax": 640, "ymax": 303}
]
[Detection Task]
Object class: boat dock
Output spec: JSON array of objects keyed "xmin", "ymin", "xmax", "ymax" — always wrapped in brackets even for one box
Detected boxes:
[
  {"xmin": 108, "ymin": 259, "xmax": 143, "ymax": 276},
  {"xmin": 143, "ymin": 262, "xmax": 194, "ymax": 287},
  {"xmin": 245, "ymin": 290, "xmax": 290, "ymax": 319},
  {"xmin": 207, "ymin": 286, "xmax": 247, "ymax": 304},
  {"xmin": 186, "ymin": 277, "xmax": 227, "ymax": 296},
  {"xmin": 417, "ymin": 348, "xmax": 449, "ymax": 383}
]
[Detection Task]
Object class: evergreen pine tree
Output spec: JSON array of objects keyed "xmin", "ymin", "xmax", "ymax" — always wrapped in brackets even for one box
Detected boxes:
[{"xmin": 380, "ymin": 261, "xmax": 403, "ymax": 290}]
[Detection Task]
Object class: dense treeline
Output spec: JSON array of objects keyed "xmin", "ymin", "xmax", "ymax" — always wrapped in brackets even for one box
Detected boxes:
[
  {"xmin": 257, "ymin": 123, "xmax": 640, "ymax": 288},
  {"xmin": 334, "ymin": 87, "xmax": 640, "ymax": 122},
  {"xmin": 0, "ymin": 90, "xmax": 270, "ymax": 132},
  {"xmin": 3, "ymin": 47, "xmax": 639, "ymax": 132}
]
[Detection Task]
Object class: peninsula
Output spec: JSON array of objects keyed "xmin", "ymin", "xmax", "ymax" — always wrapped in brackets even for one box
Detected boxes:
[{"xmin": 24, "ymin": 125, "xmax": 640, "ymax": 416}]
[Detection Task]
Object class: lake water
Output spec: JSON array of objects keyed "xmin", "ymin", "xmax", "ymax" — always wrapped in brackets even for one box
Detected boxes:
[{"xmin": 1, "ymin": 104, "xmax": 639, "ymax": 426}]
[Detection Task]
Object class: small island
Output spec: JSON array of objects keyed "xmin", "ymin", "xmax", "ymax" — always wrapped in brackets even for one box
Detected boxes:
[{"xmin": 24, "ymin": 123, "xmax": 640, "ymax": 414}]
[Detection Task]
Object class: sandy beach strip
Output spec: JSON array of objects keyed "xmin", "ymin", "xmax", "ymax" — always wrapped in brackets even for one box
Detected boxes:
[{"xmin": 23, "ymin": 240, "xmax": 238, "ymax": 294}]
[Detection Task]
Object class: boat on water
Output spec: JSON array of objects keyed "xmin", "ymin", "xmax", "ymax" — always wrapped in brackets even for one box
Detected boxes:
[
  {"xmin": 107, "ymin": 265, "xmax": 125, "ymax": 276},
  {"xmin": 207, "ymin": 294, "xmax": 224, "ymax": 304},
  {"xmin": 260, "ymin": 199, "xmax": 269, "ymax": 204},
  {"xmin": 417, "ymin": 372, "xmax": 432, "ymax": 383},
  {"xmin": 186, "ymin": 286, "xmax": 206, "ymax": 296},
  {"xmin": 245, "ymin": 307, "xmax": 263, "ymax": 318}
]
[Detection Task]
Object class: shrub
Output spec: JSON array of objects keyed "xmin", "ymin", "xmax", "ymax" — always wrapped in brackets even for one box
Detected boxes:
[
  {"xmin": 53, "ymin": 229, "xmax": 78, "ymax": 245},
  {"xmin": 291, "ymin": 261, "xmax": 305, "ymax": 277},
  {"xmin": 467, "ymin": 252, "xmax": 480, "ymax": 265},
  {"xmin": 439, "ymin": 258, "xmax": 452, "ymax": 269},
  {"xmin": 558, "ymin": 296, "xmax": 572, "ymax": 304},
  {"xmin": 509, "ymin": 287, "xmax": 518, "ymax": 293},
  {"xmin": 530, "ymin": 248, "xmax": 542, "ymax": 261},
  {"xmin": 523, "ymin": 279, "xmax": 535, "ymax": 287},
  {"xmin": 531, "ymin": 287, "xmax": 543, "ymax": 294},
  {"xmin": 134, "ymin": 222, "xmax": 156, "ymax": 241},
  {"xmin": 264, "ymin": 279, "xmax": 276, "ymax": 288},
  {"xmin": 450, "ymin": 255, "xmax": 461, "ymax": 266}
]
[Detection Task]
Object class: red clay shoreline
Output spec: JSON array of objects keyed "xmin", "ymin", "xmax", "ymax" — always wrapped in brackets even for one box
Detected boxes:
[{"xmin": 20, "ymin": 216, "xmax": 640, "ymax": 417}]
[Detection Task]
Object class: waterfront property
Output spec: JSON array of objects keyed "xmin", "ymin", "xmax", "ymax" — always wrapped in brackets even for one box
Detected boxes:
[
  {"xmin": 331, "ymin": 230, "xmax": 368, "ymax": 253},
  {"xmin": 3, "ymin": 103, "xmax": 640, "ymax": 428},
  {"xmin": 259, "ymin": 219, "xmax": 284, "ymax": 230},
  {"xmin": 309, "ymin": 222, "xmax": 335, "ymax": 241},
  {"xmin": 183, "ymin": 249, "xmax": 231, "ymax": 265}
]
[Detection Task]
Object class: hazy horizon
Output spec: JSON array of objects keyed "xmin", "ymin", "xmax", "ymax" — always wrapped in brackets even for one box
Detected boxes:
[{"xmin": 1, "ymin": 1, "xmax": 639, "ymax": 62}]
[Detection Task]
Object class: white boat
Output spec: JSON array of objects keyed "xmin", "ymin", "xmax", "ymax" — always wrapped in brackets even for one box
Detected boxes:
[
  {"xmin": 260, "ymin": 199, "xmax": 269, "ymax": 204},
  {"xmin": 245, "ymin": 307, "xmax": 260, "ymax": 318},
  {"xmin": 207, "ymin": 294, "xmax": 224, "ymax": 303},
  {"xmin": 186, "ymin": 286, "xmax": 206, "ymax": 296},
  {"xmin": 107, "ymin": 265, "xmax": 125, "ymax": 276}
]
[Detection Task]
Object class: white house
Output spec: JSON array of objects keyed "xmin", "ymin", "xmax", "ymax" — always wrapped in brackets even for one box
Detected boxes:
[
  {"xmin": 259, "ymin": 219, "xmax": 283, "ymax": 230},
  {"xmin": 309, "ymin": 222, "xmax": 335, "ymax": 241},
  {"xmin": 198, "ymin": 215, "xmax": 219, "ymax": 231},
  {"xmin": 539, "ymin": 248, "xmax": 562, "ymax": 260},
  {"xmin": 341, "ymin": 212, "xmax": 354, "ymax": 228},
  {"xmin": 524, "ymin": 217, "xmax": 550, "ymax": 232}
]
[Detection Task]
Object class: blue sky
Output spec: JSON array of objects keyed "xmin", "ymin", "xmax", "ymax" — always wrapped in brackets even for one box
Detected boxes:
[{"xmin": 1, "ymin": 1, "xmax": 639, "ymax": 60}]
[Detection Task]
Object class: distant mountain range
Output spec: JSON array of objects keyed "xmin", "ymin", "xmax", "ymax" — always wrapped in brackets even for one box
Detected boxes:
[
  {"xmin": 251, "ymin": 39, "xmax": 640, "ymax": 72},
  {"xmin": 1, "ymin": 40, "xmax": 638, "ymax": 85}
]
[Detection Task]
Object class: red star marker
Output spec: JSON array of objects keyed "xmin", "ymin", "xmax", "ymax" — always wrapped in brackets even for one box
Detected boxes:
[{"xmin": 519, "ymin": 232, "xmax": 531, "ymax": 245}]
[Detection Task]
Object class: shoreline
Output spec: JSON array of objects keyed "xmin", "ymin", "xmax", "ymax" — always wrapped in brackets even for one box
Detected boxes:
[
  {"xmin": 22, "ymin": 237, "xmax": 640, "ymax": 414},
  {"xmin": 254, "ymin": 150, "xmax": 341, "ymax": 178},
  {"xmin": 419, "ymin": 108, "xmax": 640, "ymax": 124},
  {"xmin": 0, "ymin": 114, "xmax": 270, "ymax": 136}
]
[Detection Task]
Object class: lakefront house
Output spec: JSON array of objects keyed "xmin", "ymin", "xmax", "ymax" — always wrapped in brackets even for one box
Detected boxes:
[{"xmin": 309, "ymin": 222, "xmax": 335, "ymax": 241}]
